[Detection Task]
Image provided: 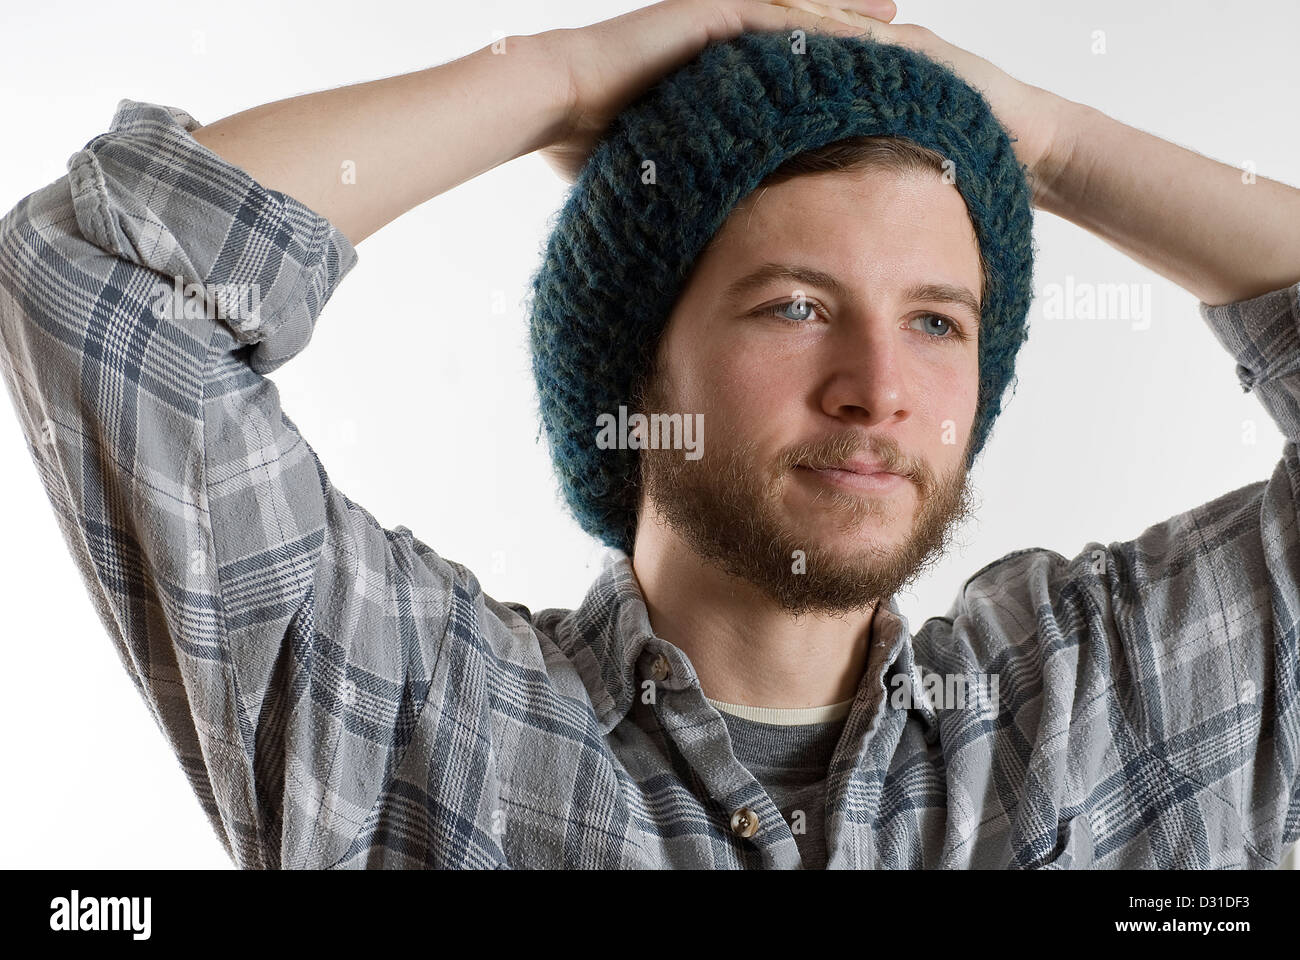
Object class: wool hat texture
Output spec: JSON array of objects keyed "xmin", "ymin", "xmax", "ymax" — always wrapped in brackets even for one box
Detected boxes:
[{"xmin": 527, "ymin": 28, "xmax": 1036, "ymax": 554}]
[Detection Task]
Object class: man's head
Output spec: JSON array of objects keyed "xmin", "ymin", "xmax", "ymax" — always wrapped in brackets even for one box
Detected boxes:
[
  {"xmin": 526, "ymin": 30, "xmax": 1035, "ymax": 576},
  {"xmin": 632, "ymin": 137, "xmax": 981, "ymax": 614}
]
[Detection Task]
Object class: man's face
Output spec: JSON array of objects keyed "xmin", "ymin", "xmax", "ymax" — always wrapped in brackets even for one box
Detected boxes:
[{"xmin": 635, "ymin": 167, "xmax": 982, "ymax": 615}]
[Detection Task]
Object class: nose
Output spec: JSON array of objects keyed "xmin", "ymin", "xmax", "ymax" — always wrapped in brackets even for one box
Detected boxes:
[{"xmin": 817, "ymin": 314, "xmax": 912, "ymax": 428}]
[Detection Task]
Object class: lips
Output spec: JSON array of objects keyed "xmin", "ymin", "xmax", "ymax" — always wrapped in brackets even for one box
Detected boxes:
[
  {"xmin": 806, "ymin": 456, "xmax": 902, "ymax": 478},
  {"xmin": 794, "ymin": 459, "xmax": 910, "ymax": 497}
]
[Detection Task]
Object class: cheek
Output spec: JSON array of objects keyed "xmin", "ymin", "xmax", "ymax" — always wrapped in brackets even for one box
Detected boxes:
[
  {"xmin": 670, "ymin": 327, "xmax": 785, "ymax": 419},
  {"xmin": 707, "ymin": 343, "xmax": 802, "ymax": 432},
  {"xmin": 911, "ymin": 351, "xmax": 980, "ymax": 446}
]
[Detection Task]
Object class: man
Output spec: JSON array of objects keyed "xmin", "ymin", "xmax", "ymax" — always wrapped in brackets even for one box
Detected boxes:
[{"xmin": 0, "ymin": 1, "xmax": 1296, "ymax": 868}]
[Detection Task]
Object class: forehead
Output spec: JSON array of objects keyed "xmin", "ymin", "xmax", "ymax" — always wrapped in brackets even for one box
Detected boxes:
[{"xmin": 700, "ymin": 167, "xmax": 983, "ymax": 297}]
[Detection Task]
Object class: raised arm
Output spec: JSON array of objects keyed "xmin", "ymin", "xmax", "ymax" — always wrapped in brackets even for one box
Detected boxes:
[
  {"xmin": 187, "ymin": 34, "xmax": 572, "ymax": 247},
  {"xmin": 0, "ymin": 101, "xmax": 381, "ymax": 867},
  {"xmin": 1020, "ymin": 46, "xmax": 1300, "ymax": 867},
  {"xmin": 1036, "ymin": 100, "xmax": 1300, "ymax": 307},
  {"xmin": 0, "ymin": 30, "xmax": 582, "ymax": 868}
]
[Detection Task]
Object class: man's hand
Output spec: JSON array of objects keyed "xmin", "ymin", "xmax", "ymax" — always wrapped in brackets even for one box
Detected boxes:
[
  {"xmin": 819, "ymin": 10, "xmax": 1071, "ymax": 202},
  {"xmin": 536, "ymin": 0, "xmax": 899, "ymax": 184}
]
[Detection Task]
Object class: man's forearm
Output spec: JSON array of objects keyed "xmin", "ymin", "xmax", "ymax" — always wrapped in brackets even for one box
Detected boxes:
[
  {"xmin": 190, "ymin": 33, "xmax": 571, "ymax": 247},
  {"xmin": 1035, "ymin": 97, "xmax": 1300, "ymax": 307}
]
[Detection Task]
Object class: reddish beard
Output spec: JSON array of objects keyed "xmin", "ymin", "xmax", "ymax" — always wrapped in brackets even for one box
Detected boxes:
[{"xmin": 633, "ymin": 374, "xmax": 979, "ymax": 616}]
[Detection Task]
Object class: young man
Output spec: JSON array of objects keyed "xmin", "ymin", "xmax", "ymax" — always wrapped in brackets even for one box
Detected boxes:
[{"xmin": 1, "ymin": 0, "xmax": 1297, "ymax": 869}]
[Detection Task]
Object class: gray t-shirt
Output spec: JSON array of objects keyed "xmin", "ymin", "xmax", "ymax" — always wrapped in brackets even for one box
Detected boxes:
[{"xmin": 712, "ymin": 703, "xmax": 850, "ymax": 869}]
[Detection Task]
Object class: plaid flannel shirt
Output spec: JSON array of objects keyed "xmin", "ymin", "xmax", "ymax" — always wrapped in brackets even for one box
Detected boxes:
[{"xmin": 1, "ymin": 99, "xmax": 1297, "ymax": 869}]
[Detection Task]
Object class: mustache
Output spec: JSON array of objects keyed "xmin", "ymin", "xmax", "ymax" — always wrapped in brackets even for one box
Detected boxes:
[{"xmin": 774, "ymin": 431, "xmax": 925, "ymax": 486}]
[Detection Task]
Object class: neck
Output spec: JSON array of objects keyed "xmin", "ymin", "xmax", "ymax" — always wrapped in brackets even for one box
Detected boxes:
[{"xmin": 630, "ymin": 516, "xmax": 877, "ymax": 710}]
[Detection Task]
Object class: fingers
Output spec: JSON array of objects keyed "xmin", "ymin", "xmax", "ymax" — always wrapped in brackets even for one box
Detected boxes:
[
  {"xmin": 736, "ymin": 0, "xmax": 884, "ymax": 39},
  {"xmin": 835, "ymin": 0, "xmax": 897, "ymax": 21},
  {"xmin": 793, "ymin": 0, "xmax": 898, "ymax": 29},
  {"xmin": 747, "ymin": 0, "xmax": 900, "ymax": 40},
  {"xmin": 784, "ymin": 0, "xmax": 897, "ymax": 25}
]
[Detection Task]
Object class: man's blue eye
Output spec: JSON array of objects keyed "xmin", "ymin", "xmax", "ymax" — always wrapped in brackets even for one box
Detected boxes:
[
  {"xmin": 913, "ymin": 313, "xmax": 956, "ymax": 337},
  {"xmin": 762, "ymin": 299, "xmax": 818, "ymax": 322}
]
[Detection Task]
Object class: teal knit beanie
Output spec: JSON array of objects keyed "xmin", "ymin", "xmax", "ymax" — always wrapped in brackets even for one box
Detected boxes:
[{"xmin": 527, "ymin": 28, "xmax": 1036, "ymax": 554}]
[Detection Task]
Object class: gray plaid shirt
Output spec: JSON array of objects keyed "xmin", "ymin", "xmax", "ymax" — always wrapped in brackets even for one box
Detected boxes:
[{"xmin": 1, "ymin": 99, "xmax": 1297, "ymax": 868}]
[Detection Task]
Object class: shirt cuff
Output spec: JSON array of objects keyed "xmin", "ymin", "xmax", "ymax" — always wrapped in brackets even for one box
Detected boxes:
[
  {"xmin": 1199, "ymin": 281, "xmax": 1300, "ymax": 393},
  {"xmin": 65, "ymin": 98, "xmax": 358, "ymax": 373}
]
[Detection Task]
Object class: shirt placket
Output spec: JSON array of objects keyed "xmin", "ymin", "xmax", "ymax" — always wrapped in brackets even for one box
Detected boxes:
[
  {"xmin": 823, "ymin": 600, "xmax": 918, "ymax": 869},
  {"xmin": 636, "ymin": 644, "xmax": 805, "ymax": 869}
]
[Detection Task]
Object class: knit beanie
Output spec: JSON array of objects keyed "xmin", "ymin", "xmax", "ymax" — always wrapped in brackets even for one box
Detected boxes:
[{"xmin": 527, "ymin": 28, "xmax": 1036, "ymax": 555}]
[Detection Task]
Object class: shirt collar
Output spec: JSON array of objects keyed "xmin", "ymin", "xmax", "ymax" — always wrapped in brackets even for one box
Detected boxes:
[{"xmin": 548, "ymin": 549, "xmax": 918, "ymax": 736}]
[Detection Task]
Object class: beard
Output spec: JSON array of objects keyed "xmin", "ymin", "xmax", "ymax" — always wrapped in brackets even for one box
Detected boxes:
[{"xmin": 634, "ymin": 373, "xmax": 979, "ymax": 617}]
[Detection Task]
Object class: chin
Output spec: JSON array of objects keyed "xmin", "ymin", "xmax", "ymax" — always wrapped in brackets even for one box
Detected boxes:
[
  {"xmin": 784, "ymin": 494, "xmax": 910, "ymax": 532},
  {"xmin": 783, "ymin": 513, "xmax": 906, "ymax": 555}
]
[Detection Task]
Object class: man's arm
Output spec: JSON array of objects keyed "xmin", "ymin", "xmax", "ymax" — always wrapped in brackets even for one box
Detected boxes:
[
  {"xmin": 0, "ymin": 88, "xmax": 577, "ymax": 865},
  {"xmin": 189, "ymin": 34, "xmax": 571, "ymax": 247},
  {"xmin": 1036, "ymin": 98, "xmax": 1300, "ymax": 307},
  {"xmin": 0, "ymin": 31, "xmax": 579, "ymax": 865},
  {"xmin": 1022, "ymin": 98, "xmax": 1300, "ymax": 861}
]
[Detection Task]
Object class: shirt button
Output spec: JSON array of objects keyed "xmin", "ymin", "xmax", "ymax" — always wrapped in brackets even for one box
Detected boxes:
[
  {"xmin": 649, "ymin": 653, "xmax": 671, "ymax": 682},
  {"xmin": 730, "ymin": 806, "xmax": 759, "ymax": 838}
]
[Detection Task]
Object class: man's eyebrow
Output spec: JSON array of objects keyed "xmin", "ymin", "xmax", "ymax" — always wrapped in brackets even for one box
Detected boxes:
[{"xmin": 723, "ymin": 262, "xmax": 982, "ymax": 322}]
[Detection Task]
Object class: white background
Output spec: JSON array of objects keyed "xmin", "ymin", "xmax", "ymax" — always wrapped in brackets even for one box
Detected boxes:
[{"xmin": 0, "ymin": 0, "xmax": 1296, "ymax": 868}]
